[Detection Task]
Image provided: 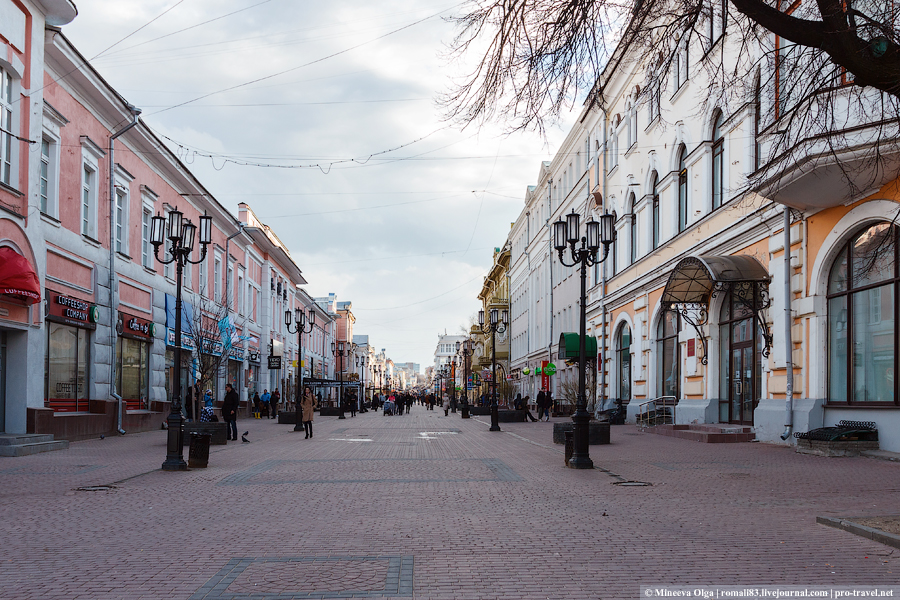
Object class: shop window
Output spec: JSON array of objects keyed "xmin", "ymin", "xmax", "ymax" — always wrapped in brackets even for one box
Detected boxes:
[
  {"xmin": 45, "ymin": 323, "xmax": 89, "ymax": 412},
  {"xmin": 656, "ymin": 310, "xmax": 681, "ymax": 399},
  {"xmin": 117, "ymin": 336, "xmax": 150, "ymax": 410},
  {"xmin": 828, "ymin": 222, "xmax": 898, "ymax": 405}
]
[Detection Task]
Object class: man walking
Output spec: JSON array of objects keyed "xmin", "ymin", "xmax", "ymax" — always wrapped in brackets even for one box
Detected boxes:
[
  {"xmin": 270, "ymin": 389, "xmax": 280, "ymax": 419},
  {"xmin": 222, "ymin": 383, "xmax": 240, "ymax": 441}
]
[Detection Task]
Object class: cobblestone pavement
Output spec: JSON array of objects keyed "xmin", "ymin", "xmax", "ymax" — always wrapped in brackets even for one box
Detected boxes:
[{"xmin": 1, "ymin": 407, "xmax": 898, "ymax": 600}]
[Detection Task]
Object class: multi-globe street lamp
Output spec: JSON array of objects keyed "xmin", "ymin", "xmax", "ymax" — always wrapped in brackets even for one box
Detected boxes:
[
  {"xmin": 285, "ymin": 306, "xmax": 314, "ymax": 432},
  {"xmin": 356, "ymin": 355, "xmax": 368, "ymax": 412},
  {"xmin": 150, "ymin": 208, "xmax": 213, "ymax": 471},
  {"xmin": 479, "ymin": 307, "xmax": 507, "ymax": 432},
  {"xmin": 332, "ymin": 341, "xmax": 347, "ymax": 419},
  {"xmin": 553, "ymin": 209, "xmax": 616, "ymax": 469}
]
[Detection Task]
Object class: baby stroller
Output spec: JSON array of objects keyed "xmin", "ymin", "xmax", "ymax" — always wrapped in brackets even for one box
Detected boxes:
[{"xmin": 383, "ymin": 400, "xmax": 395, "ymax": 416}]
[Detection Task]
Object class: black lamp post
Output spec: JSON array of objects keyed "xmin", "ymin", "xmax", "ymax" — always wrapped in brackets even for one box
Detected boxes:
[
  {"xmin": 286, "ymin": 306, "xmax": 314, "ymax": 432},
  {"xmin": 553, "ymin": 209, "xmax": 616, "ymax": 469},
  {"xmin": 457, "ymin": 339, "xmax": 472, "ymax": 418},
  {"xmin": 332, "ymin": 341, "xmax": 346, "ymax": 419},
  {"xmin": 479, "ymin": 308, "xmax": 507, "ymax": 432},
  {"xmin": 151, "ymin": 207, "xmax": 213, "ymax": 471},
  {"xmin": 355, "ymin": 355, "xmax": 367, "ymax": 412}
]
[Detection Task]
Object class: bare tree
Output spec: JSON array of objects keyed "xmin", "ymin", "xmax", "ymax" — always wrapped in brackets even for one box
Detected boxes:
[
  {"xmin": 444, "ymin": 0, "xmax": 900, "ymax": 201},
  {"xmin": 181, "ymin": 290, "xmax": 235, "ymax": 418}
]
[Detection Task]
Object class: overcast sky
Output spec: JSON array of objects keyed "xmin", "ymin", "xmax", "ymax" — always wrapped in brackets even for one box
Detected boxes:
[{"xmin": 63, "ymin": 0, "xmax": 577, "ymax": 371}]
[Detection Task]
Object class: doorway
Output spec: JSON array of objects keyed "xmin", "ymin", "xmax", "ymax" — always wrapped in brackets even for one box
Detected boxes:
[{"xmin": 719, "ymin": 289, "xmax": 762, "ymax": 425}]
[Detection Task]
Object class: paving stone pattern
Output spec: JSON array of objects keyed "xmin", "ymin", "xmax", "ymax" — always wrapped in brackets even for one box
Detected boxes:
[{"xmin": 1, "ymin": 408, "xmax": 899, "ymax": 600}]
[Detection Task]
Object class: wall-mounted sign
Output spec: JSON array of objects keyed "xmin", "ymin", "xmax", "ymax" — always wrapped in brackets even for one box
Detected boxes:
[
  {"xmin": 248, "ymin": 350, "xmax": 261, "ymax": 363},
  {"xmin": 119, "ymin": 313, "xmax": 155, "ymax": 341},
  {"xmin": 46, "ymin": 291, "xmax": 97, "ymax": 330},
  {"xmin": 268, "ymin": 356, "xmax": 282, "ymax": 370},
  {"xmin": 543, "ymin": 363, "xmax": 557, "ymax": 376}
]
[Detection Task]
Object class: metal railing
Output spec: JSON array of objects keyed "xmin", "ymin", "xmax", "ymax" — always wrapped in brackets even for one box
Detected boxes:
[{"xmin": 637, "ymin": 396, "xmax": 677, "ymax": 427}]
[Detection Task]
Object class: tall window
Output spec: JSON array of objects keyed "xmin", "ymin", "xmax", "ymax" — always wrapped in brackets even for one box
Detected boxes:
[
  {"xmin": 677, "ymin": 145, "xmax": 688, "ymax": 232},
  {"xmin": 115, "ymin": 187, "xmax": 127, "ymax": 253},
  {"xmin": 82, "ymin": 164, "xmax": 96, "ymax": 238},
  {"xmin": 609, "ymin": 124, "xmax": 619, "ymax": 169},
  {"xmin": 142, "ymin": 209, "xmax": 152, "ymax": 268},
  {"xmin": 828, "ymin": 223, "xmax": 899, "ymax": 405},
  {"xmin": 657, "ymin": 311, "xmax": 681, "ymax": 399},
  {"xmin": 0, "ymin": 67, "xmax": 13, "ymax": 186},
  {"xmin": 617, "ymin": 324, "xmax": 632, "ymax": 402},
  {"xmin": 711, "ymin": 110, "xmax": 724, "ymax": 210},
  {"xmin": 630, "ymin": 100, "xmax": 638, "ymax": 148},
  {"xmin": 214, "ymin": 257, "xmax": 222, "ymax": 303},
  {"xmin": 40, "ymin": 140, "xmax": 51, "ymax": 213},
  {"xmin": 611, "ymin": 211, "xmax": 619, "ymax": 276},
  {"xmin": 708, "ymin": 0, "xmax": 726, "ymax": 46},
  {"xmin": 648, "ymin": 80, "xmax": 661, "ymax": 123},
  {"xmin": 199, "ymin": 259, "xmax": 207, "ymax": 295},
  {"xmin": 674, "ymin": 44, "xmax": 689, "ymax": 91},
  {"xmin": 628, "ymin": 193, "xmax": 637, "ymax": 265},
  {"xmin": 651, "ymin": 171, "xmax": 660, "ymax": 249},
  {"xmin": 753, "ymin": 75, "xmax": 762, "ymax": 171}
]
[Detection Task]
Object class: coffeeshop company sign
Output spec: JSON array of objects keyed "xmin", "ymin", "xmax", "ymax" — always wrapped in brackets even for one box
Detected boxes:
[{"xmin": 46, "ymin": 291, "xmax": 99, "ymax": 329}]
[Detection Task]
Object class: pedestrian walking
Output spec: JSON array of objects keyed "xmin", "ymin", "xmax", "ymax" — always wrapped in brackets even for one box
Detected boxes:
[
  {"xmin": 252, "ymin": 392, "xmax": 261, "ymax": 418},
  {"xmin": 443, "ymin": 394, "xmax": 450, "ymax": 416},
  {"xmin": 270, "ymin": 389, "xmax": 280, "ymax": 419},
  {"xmin": 349, "ymin": 392, "xmax": 357, "ymax": 417},
  {"xmin": 260, "ymin": 389, "xmax": 270, "ymax": 418},
  {"xmin": 301, "ymin": 386, "xmax": 317, "ymax": 439},
  {"xmin": 537, "ymin": 389, "xmax": 551, "ymax": 421},
  {"xmin": 222, "ymin": 383, "xmax": 239, "ymax": 441}
]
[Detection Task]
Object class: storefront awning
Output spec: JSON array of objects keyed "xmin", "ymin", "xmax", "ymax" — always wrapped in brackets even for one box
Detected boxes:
[
  {"xmin": 558, "ymin": 332, "xmax": 597, "ymax": 360},
  {"xmin": 0, "ymin": 247, "xmax": 41, "ymax": 305},
  {"xmin": 661, "ymin": 255, "xmax": 772, "ymax": 365},
  {"xmin": 661, "ymin": 255, "xmax": 769, "ymax": 306}
]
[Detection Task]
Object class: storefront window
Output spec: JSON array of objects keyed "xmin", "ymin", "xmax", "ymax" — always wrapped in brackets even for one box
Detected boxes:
[
  {"xmin": 656, "ymin": 311, "xmax": 680, "ymax": 399},
  {"xmin": 828, "ymin": 223, "xmax": 898, "ymax": 405},
  {"xmin": 46, "ymin": 323, "xmax": 89, "ymax": 412},
  {"xmin": 117, "ymin": 337, "xmax": 149, "ymax": 410}
]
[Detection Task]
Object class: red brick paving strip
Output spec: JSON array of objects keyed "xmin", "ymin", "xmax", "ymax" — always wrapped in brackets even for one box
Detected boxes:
[{"xmin": 1, "ymin": 408, "xmax": 898, "ymax": 599}]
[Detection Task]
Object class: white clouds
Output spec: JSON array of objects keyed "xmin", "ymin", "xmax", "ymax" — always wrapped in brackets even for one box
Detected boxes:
[{"xmin": 63, "ymin": 0, "xmax": 575, "ymax": 369}]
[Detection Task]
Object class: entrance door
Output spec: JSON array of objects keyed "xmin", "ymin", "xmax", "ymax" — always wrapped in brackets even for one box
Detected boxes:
[
  {"xmin": 0, "ymin": 331, "xmax": 6, "ymax": 432},
  {"xmin": 719, "ymin": 290, "xmax": 761, "ymax": 426},
  {"xmin": 730, "ymin": 339, "xmax": 755, "ymax": 424}
]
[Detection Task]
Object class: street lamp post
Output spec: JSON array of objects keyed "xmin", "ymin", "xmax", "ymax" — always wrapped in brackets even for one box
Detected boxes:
[
  {"xmin": 151, "ymin": 208, "xmax": 213, "ymax": 471},
  {"xmin": 553, "ymin": 209, "xmax": 616, "ymax": 469},
  {"xmin": 332, "ymin": 341, "xmax": 346, "ymax": 419},
  {"xmin": 457, "ymin": 339, "xmax": 472, "ymax": 418},
  {"xmin": 285, "ymin": 306, "xmax": 314, "ymax": 432},
  {"xmin": 450, "ymin": 357, "xmax": 457, "ymax": 413},
  {"xmin": 356, "ymin": 355, "xmax": 368, "ymax": 412},
  {"xmin": 479, "ymin": 308, "xmax": 507, "ymax": 432}
]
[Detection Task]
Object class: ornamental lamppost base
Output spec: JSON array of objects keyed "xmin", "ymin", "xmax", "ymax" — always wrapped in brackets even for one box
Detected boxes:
[
  {"xmin": 161, "ymin": 408, "xmax": 187, "ymax": 471},
  {"xmin": 567, "ymin": 411, "xmax": 594, "ymax": 470},
  {"xmin": 489, "ymin": 404, "xmax": 501, "ymax": 431}
]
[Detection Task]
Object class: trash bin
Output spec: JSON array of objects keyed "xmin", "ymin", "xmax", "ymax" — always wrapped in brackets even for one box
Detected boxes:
[
  {"xmin": 564, "ymin": 431, "xmax": 574, "ymax": 466},
  {"xmin": 188, "ymin": 433, "xmax": 211, "ymax": 468}
]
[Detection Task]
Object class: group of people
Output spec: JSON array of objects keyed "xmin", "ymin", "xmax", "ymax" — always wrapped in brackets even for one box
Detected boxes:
[
  {"xmin": 251, "ymin": 389, "xmax": 281, "ymax": 419},
  {"xmin": 512, "ymin": 389, "xmax": 553, "ymax": 422}
]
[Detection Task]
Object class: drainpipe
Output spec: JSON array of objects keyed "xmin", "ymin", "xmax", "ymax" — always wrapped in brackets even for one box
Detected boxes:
[
  {"xmin": 547, "ymin": 179, "xmax": 554, "ymax": 396},
  {"xmin": 780, "ymin": 206, "xmax": 795, "ymax": 440},
  {"xmin": 109, "ymin": 104, "xmax": 142, "ymax": 436},
  {"xmin": 599, "ymin": 113, "xmax": 609, "ymax": 412}
]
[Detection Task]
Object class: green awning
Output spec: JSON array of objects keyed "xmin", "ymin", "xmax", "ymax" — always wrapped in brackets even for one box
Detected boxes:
[{"xmin": 558, "ymin": 332, "xmax": 597, "ymax": 360}]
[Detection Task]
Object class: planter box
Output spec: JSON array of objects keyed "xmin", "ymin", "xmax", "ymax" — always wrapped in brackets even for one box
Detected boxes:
[
  {"xmin": 552, "ymin": 421, "xmax": 610, "ymax": 445},
  {"xmin": 278, "ymin": 411, "xmax": 297, "ymax": 424},
  {"xmin": 468, "ymin": 407, "xmax": 491, "ymax": 416},
  {"xmin": 497, "ymin": 410, "xmax": 526, "ymax": 423},
  {"xmin": 319, "ymin": 407, "xmax": 342, "ymax": 417},
  {"xmin": 796, "ymin": 438, "xmax": 879, "ymax": 457}
]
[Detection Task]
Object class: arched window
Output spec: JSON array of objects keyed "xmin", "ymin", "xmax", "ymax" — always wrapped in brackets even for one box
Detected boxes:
[
  {"xmin": 828, "ymin": 222, "xmax": 899, "ymax": 404},
  {"xmin": 628, "ymin": 192, "xmax": 637, "ymax": 265},
  {"xmin": 711, "ymin": 110, "xmax": 724, "ymax": 210},
  {"xmin": 657, "ymin": 311, "xmax": 680, "ymax": 399},
  {"xmin": 650, "ymin": 171, "xmax": 660, "ymax": 250},
  {"xmin": 677, "ymin": 145, "xmax": 688, "ymax": 233},
  {"xmin": 617, "ymin": 323, "xmax": 632, "ymax": 402}
]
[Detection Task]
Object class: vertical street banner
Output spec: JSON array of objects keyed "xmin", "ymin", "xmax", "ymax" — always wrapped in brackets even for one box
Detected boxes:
[{"xmin": 541, "ymin": 360, "xmax": 549, "ymax": 390}]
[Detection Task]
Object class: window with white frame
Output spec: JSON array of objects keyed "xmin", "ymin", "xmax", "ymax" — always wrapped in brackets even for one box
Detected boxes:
[
  {"xmin": 238, "ymin": 269, "xmax": 245, "ymax": 315},
  {"xmin": 199, "ymin": 253, "xmax": 208, "ymax": 293},
  {"xmin": 1, "ymin": 66, "xmax": 14, "ymax": 187},
  {"xmin": 609, "ymin": 124, "xmax": 619, "ymax": 169},
  {"xmin": 708, "ymin": 0, "xmax": 726, "ymax": 47},
  {"xmin": 80, "ymin": 138, "xmax": 103, "ymax": 240},
  {"xmin": 711, "ymin": 109, "xmax": 725, "ymax": 210},
  {"xmin": 141, "ymin": 208, "xmax": 152, "ymax": 268},
  {"xmin": 163, "ymin": 210, "xmax": 173, "ymax": 279},
  {"xmin": 214, "ymin": 256, "xmax": 222, "ymax": 303},
  {"xmin": 115, "ymin": 187, "xmax": 128, "ymax": 254},
  {"xmin": 40, "ymin": 137, "xmax": 60, "ymax": 215},
  {"xmin": 227, "ymin": 264, "xmax": 234, "ymax": 310},
  {"xmin": 82, "ymin": 164, "xmax": 96, "ymax": 238},
  {"xmin": 673, "ymin": 43, "xmax": 689, "ymax": 92}
]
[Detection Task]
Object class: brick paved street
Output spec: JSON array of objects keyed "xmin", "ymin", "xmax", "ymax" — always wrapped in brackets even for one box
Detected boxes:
[{"xmin": 1, "ymin": 407, "xmax": 898, "ymax": 600}]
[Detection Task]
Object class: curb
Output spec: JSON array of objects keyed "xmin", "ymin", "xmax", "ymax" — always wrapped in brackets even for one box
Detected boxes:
[{"xmin": 817, "ymin": 516, "xmax": 900, "ymax": 550}]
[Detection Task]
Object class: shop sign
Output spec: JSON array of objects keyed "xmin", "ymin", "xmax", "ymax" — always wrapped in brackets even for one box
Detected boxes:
[
  {"xmin": 544, "ymin": 363, "xmax": 557, "ymax": 376},
  {"xmin": 541, "ymin": 360, "xmax": 550, "ymax": 390},
  {"xmin": 46, "ymin": 291, "xmax": 97, "ymax": 330},
  {"xmin": 118, "ymin": 313, "xmax": 155, "ymax": 341},
  {"xmin": 248, "ymin": 350, "xmax": 261, "ymax": 363},
  {"xmin": 228, "ymin": 345, "xmax": 244, "ymax": 361},
  {"xmin": 268, "ymin": 355, "xmax": 282, "ymax": 370},
  {"xmin": 166, "ymin": 328, "xmax": 196, "ymax": 350}
]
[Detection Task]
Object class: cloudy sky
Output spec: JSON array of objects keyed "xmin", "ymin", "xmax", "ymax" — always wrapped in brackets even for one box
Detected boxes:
[{"xmin": 63, "ymin": 0, "xmax": 577, "ymax": 371}]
